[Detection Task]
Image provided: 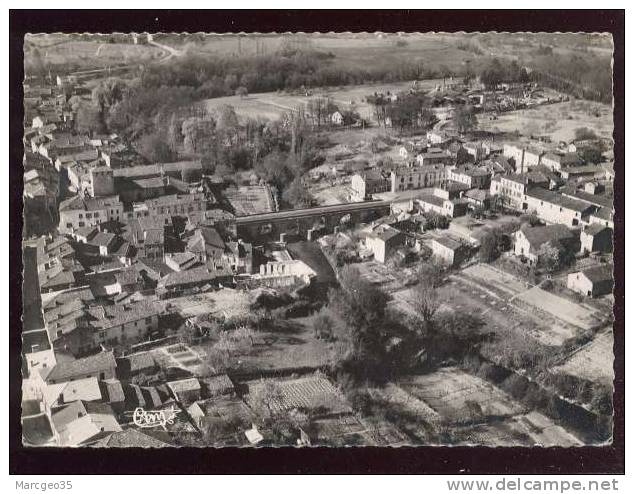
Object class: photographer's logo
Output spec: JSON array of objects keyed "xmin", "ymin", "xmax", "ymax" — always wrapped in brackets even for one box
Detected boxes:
[{"xmin": 132, "ymin": 406, "xmax": 181, "ymax": 429}]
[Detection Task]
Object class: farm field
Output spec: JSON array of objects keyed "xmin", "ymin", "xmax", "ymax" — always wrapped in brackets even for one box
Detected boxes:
[
  {"xmin": 554, "ymin": 328, "xmax": 614, "ymax": 385},
  {"xmin": 224, "ymin": 185, "xmax": 275, "ymax": 216},
  {"xmin": 398, "ymin": 368, "xmax": 582, "ymax": 446},
  {"xmin": 477, "ymin": 99, "xmax": 613, "ymax": 143},
  {"xmin": 391, "ymin": 262, "xmax": 594, "ymax": 347}
]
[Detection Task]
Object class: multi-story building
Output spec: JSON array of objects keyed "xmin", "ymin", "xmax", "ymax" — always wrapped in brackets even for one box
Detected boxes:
[
  {"xmin": 351, "ymin": 170, "xmax": 391, "ymax": 199},
  {"xmin": 447, "ymin": 166, "xmax": 491, "ymax": 189},
  {"xmin": 417, "ymin": 194, "xmax": 469, "ymax": 218},
  {"xmin": 522, "ymin": 187, "xmax": 595, "ymax": 227},
  {"xmin": 503, "ymin": 143, "xmax": 544, "ymax": 173},
  {"xmin": 489, "ymin": 172, "xmax": 549, "ymax": 209},
  {"xmin": 142, "ymin": 193, "xmax": 207, "ymax": 217},
  {"xmin": 390, "ymin": 164, "xmax": 447, "ymax": 192},
  {"xmin": 541, "ymin": 152, "xmax": 581, "ymax": 172},
  {"xmin": 58, "ymin": 195, "xmax": 124, "ymax": 234}
]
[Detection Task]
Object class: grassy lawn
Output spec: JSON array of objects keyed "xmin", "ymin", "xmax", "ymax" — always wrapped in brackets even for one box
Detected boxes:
[{"xmin": 234, "ymin": 317, "xmax": 334, "ymax": 373}]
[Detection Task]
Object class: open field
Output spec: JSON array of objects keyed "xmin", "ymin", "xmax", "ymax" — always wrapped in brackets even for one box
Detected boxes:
[
  {"xmin": 204, "ymin": 80, "xmax": 421, "ymax": 124},
  {"xmin": 398, "ymin": 368, "xmax": 582, "ymax": 446},
  {"xmin": 224, "ymin": 185, "xmax": 275, "ymax": 216},
  {"xmin": 477, "ymin": 99, "xmax": 613, "ymax": 143},
  {"xmin": 25, "ymin": 37, "xmax": 165, "ymax": 70},
  {"xmin": 160, "ymin": 33, "xmax": 496, "ymax": 74},
  {"xmin": 554, "ymin": 328, "xmax": 614, "ymax": 385}
]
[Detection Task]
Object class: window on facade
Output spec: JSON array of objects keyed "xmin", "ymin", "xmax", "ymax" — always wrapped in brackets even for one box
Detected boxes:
[
  {"xmin": 94, "ymin": 212, "xmax": 99, "ymax": 218},
  {"xmin": 78, "ymin": 222, "xmax": 85, "ymax": 227},
  {"xmin": 86, "ymin": 213, "xmax": 92, "ymax": 218},
  {"xmin": 66, "ymin": 223, "xmax": 72, "ymax": 228},
  {"xmin": 78, "ymin": 213, "xmax": 83, "ymax": 219},
  {"xmin": 145, "ymin": 317, "xmax": 152, "ymax": 324}
]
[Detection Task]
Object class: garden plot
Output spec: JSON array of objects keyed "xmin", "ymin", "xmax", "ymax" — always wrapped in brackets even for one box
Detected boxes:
[
  {"xmin": 456, "ymin": 264, "xmax": 528, "ymax": 300},
  {"xmin": 224, "ymin": 185, "xmax": 274, "ymax": 216},
  {"xmin": 399, "ymin": 368, "xmax": 525, "ymax": 424},
  {"xmin": 446, "ymin": 264, "xmax": 592, "ymax": 346},
  {"xmin": 515, "ymin": 286, "xmax": 604, "ymax": 331},
  {"xmin": 554, "ymin": 328, "xmax": 614, "ymax": 385},
  {"xmin": 153, "ymin": 343, "xmax": 206, "ymax": 374},
  {"xmin": 456, "ymin": 412, "xmax": 582, "ymax": 447},
  {"xmin": 244, "ymin": 375, "xmax": 352, "ymax": 416},
  {"xmin": 396, "ymin": 368, "xmax": 583, "ymax": 446}
]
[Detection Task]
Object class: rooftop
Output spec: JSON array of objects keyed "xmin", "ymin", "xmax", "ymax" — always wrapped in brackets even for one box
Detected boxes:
[
  {"xmin": 519, "ymin": 223, "xmax": 576, "ymax": 251},
  {"xmin": 526, "ymin": 187, "xmax": 595, "ymax": 213},
  {"xmin": 45, "ymin": 351, "xmax": 116, "ymax": 383},
  {"xmin": 113, "ymin": 160, "xmax": 202, "ymax": 179},
  {"xmin": 579, "ymin": 264, "xmax": 613, "ymax": 284}
]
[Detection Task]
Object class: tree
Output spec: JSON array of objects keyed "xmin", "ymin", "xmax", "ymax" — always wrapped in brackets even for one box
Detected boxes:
[
  {"xmin": 216, "ymin": 104, "xmax": 240, "ymax": 144},
  {"xmin": 574, "ymin": 127, "xmax": 598, "ymax": 141},
  {"xmin": 235, "ymin": 86, "xmax": 248, "ymax": 99},
  {"xmin": 409, "ymin": 263, "xmax": 444, "ymax": 334},
  {"xmin": 439, "ymin": 65, "xmax": 453, "ymax": 87},
  {"xmin": 327, "ymin": 265, "xmax": 390, "ymax": 380},
  {"xmin": 456, "ymin": 147, "xmax": 472, "ymax": 165},
  {"xmin": 92, "ymin": 78, "xmax": 129, "ymax": 113},
  {"xmin": 537, "ymin": 241, "xmax": 562, "ymax": 273},
  {"xmin": 181, "ymin": 117, "xmax": 216, "ymax": 155},
  {"xmin": 453, "ymin": 104, "xmax": 478, "ymax": 134},
  {"xmin": 312, "ymin": 309, "xmax": 335, "ymax": 340},
  {"xmin": 579, "ymin": 146, "xmax": 604, "ymax": 164},
  {"xmin": 255, "ymin": 150, "xmax": 294, "ymax": 190},
  {"xmin": 136, "ymin": 131, "xmax": 176, "ymax": 163},
  {"xmin": 75, "ymin": 103, "xmax": 105, "ymax": 135},
  {"xmin": 282, "ymin": 176, "xmax": 314, "ymax": 209},
  {"xmin": 480, "ymin": 58, "xmax": 506, "ymax": 90},
  {"xmin": 479, "ymin": 229, "xmax": 502, "ymax": 262},
  {"xmin": 250, "ymin": 380, "xmax": 284, "ymax": 421}
]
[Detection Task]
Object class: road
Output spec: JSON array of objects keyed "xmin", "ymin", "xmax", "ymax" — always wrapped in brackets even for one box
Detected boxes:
[{"xmin": 148, "ymin": 39, "xmax": 182, "ymax": 64}]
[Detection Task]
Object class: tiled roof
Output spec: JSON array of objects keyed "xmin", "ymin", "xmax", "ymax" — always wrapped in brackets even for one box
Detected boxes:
[
  {"xmin": 519, "ymin": 224, "xmax": 575, "ymax": 251},
  {"xmin": 168, "ymin": 378, "xmax": 201, "ymax": 395},
  {"xmin": 580, "ymin": 264, "xmax": 613, "ymax": 284},
  {"xmin": 86, "ymin": 301, "xmax": 162, "ymax": 331},
  {"xmin": 95, "ymin": 428, "xmax": 170, "ymax": 448},
  {"xmin": 45, "ymin": 351, "xmax": 116, "ymax": 383},
  {"xmin": 526, "ymin": 187, "xmax": 595, "ymax": 213},
  {"xmin": 432, "ymin": 236, "xmax": 463, "ymax": 251}
]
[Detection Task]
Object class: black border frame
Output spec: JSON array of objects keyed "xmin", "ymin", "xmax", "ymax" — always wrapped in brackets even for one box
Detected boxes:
[{"xmin": 9, "ymin": 9, "xmax": 625, "ymax": 475}]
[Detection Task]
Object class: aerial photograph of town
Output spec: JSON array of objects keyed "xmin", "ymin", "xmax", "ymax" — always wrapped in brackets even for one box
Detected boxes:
[{"xmin": 20, "ymin": 31, "xmax": 615, "ymax": 448}]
